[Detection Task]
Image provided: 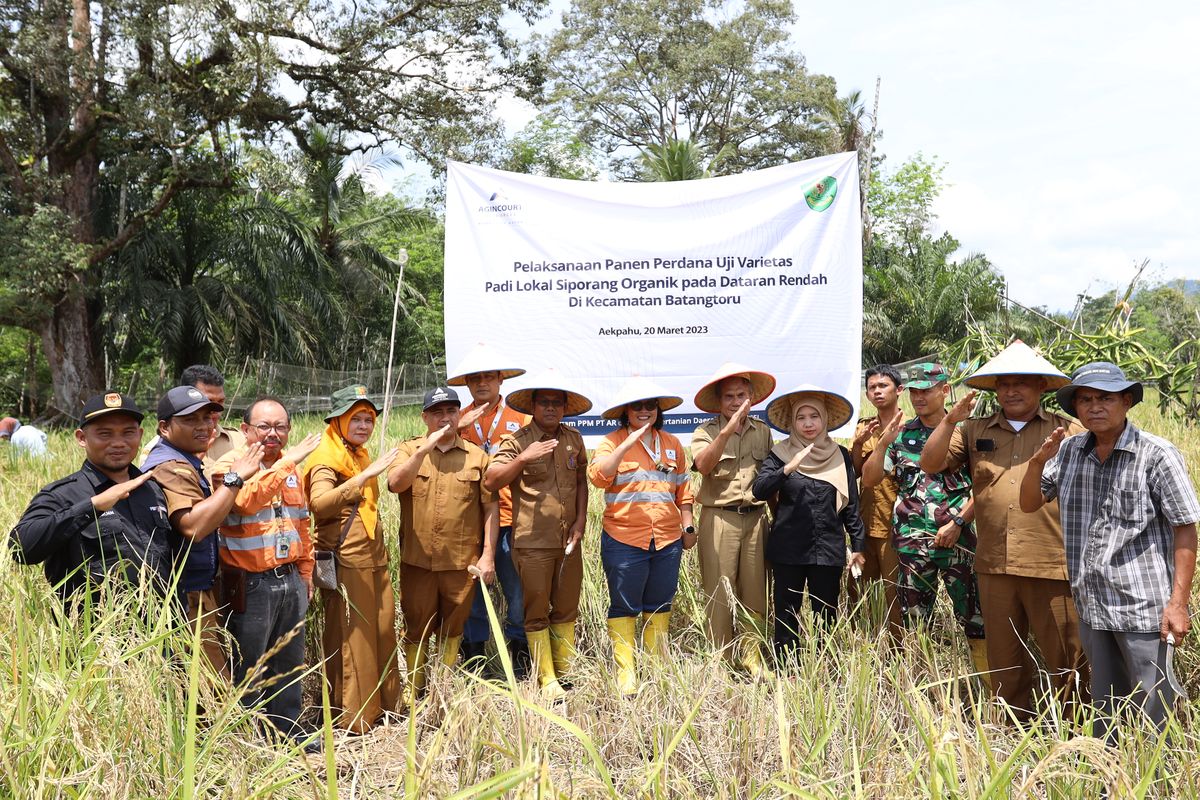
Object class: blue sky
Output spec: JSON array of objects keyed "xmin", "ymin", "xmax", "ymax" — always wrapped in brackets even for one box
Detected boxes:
[{"xmin": 402, "ymin": 1, "xmax": 1198, "ymax": 312}]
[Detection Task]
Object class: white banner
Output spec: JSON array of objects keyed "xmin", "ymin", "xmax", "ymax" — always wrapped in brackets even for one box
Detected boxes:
[{"xmin": 444, "ymin": 152, "xmax": 863, "ymax": 443}]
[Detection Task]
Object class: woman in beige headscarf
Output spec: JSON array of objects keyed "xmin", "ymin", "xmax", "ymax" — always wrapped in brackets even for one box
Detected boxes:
[{"xmin": 753, "ymin": 386, "xmax": 865, "ymax": 662}]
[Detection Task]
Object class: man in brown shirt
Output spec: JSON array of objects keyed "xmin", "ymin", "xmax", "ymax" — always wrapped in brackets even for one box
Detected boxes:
[
  {"xmin": 388, "ymin": 386, "xmax": 498, "ymax": 697},
  {"xmin": 849, "ymin": 364, "xmax": 905, "ymax": 642},
  {"xmin": 485, "ymin": 374, "xmax": 591, "ymax": 699},
  {"xmin": 920, "ymin": 342, "xmax": 1088, "ymax": 716},
  {"xmin": 144, "ymin": 385, "xmax": 264, "ymax": 680},
  {"xmin": 140, "ymin": 365, "xmax": 247, "ymax": 477},
  {"xmin": 690, "ymin": 364, "xmax": 775, "ymax": 676}
]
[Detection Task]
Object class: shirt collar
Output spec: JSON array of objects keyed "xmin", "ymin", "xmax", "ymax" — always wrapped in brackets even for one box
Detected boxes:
[
  {"xmin": 984, "ymin": 405, "xmax": 1051, "ymax": 431},
  {"xmin": 903, "ymin": 417, "xmax": 927, "ymax": 431},
  {"xmin": 154, "ymin": 439, "xmax": 206, "ymax": 472},
  {"xmin": 80, "ymin": 459, "xmax": 143, "ymax": 489},
  {"xmin": 1081, "ymin": 420, "xmax": 1138, "ymax": 454}
]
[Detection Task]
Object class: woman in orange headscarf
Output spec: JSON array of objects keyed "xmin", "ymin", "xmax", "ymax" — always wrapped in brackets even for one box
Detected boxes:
[{"xmin": 304, "ymin": 384, "xmax": 400, "ymax": 733}]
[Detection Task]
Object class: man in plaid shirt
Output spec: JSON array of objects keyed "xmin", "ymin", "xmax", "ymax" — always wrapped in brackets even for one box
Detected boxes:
[{"xmin": 1021, "ymin": 362, "xmax": 1199, "ymax": 740}]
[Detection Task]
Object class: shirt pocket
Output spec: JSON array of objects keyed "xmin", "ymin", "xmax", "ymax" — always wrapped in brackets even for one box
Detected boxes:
[
  {"xmin": 523, "ymin": 459, "xmax": 549, "ymax": 479},
  {"xmin": 710, "ymin": 454, "xmax": 738, "ymax": 480},
  {"xmin": 80, "ymin": 514, "xmax": 127, "ymax": 568},
  {"xmin": 455, "ymin": 466, "xmax": 482, "ymax": 499},
  {"xmin": 1105, "ymin": 487, "xmax": 1153, "ymax": 530},
  {"xmin": 412, "ymin": 462, "xmax": 433, "ymax": 498}
]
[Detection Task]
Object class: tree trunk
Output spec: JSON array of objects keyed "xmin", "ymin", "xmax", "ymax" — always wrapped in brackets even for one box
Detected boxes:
[{"xmin": 41, "ymin": 288, "xmax": 104, "ymax": 414}]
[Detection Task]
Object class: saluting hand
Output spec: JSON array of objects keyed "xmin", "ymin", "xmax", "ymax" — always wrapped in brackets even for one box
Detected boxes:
[
  {"xmin": 360, "ymin": 447, "xmax": 401, "ymax": 481},
  {"xmin": 282, "ymin": 432, "xmax": 322, "ymax": 465},
  {"xmin": 228, "ymin": 443, "xmax": 265, "ymax": 481},
  {"xmin": 521, "ymin": 439, "xmax": 558, "ymax": 463},
  {"xmin": 723, "ymin": 399, "xmax": 752, "ymax": 434},
  {"xmin": 853, "ymin": 418, "xmax": 880, "ymax": 448},
  {"xmin": 1032, "ymin": 427, "xmax": 1067, "ymax": 466},
  {"xmin": 879, "ymin": 407, "xmax": 905, "ymax": 446},
  {"xmin": 457, "ymin": 404, "xmax": 488, "ymax": 431},
  {"xmin": 420, "ymin": 424, "xmax": 455, "ymax": 453},
  {"xmin": 91, "ymin": 471, "xmax": 156, "ymax": 513},
  {"xmin": 628, "ymin": 422, "xmax": 653, "ymax": 445},
  {"xmin": 783, "ymin": 442, "xmax": 815, "ymax": 475},
  {"xmin": 946, "ymin": 390, "xmax": 978, "ymax": 424}
]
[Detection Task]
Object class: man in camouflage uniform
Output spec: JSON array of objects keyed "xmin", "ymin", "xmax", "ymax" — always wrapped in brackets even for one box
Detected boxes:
[{"xmin": 863, "ymin": 363, "xmax": 988, "ymax": 675}]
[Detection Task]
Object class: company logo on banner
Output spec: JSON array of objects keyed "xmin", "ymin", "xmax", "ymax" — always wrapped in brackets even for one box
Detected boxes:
[{"xmin": 444, "ymin": 152, "xmax": 863, "ymax": 444}]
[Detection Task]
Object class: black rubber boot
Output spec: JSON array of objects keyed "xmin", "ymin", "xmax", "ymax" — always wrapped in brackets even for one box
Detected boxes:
[
  {"xmin": 509, "ymin": 638, "xmax": 532, "ymax": 682},
  {"xmin": 460, "ymin": 639, "xmax": 488, "ymax": 673}
]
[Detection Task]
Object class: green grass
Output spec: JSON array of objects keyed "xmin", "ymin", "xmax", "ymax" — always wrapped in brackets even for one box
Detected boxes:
[{"xmin": 0, "ymin": 401, "xmax": 1197, "ymax": 797}]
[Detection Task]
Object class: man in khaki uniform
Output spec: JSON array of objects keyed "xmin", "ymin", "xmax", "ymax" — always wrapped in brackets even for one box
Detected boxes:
[
  {"xmin": 485, "ymin": 372, "xmax": 591, "ymax": 699},
  {"xmin": 920, "ymin": 342, "xmax": 1088, "ymax": 716},
  {"xmin": 140, "ymin": 365, "xmax": 246, "ymax": 474},
  {"xmin": 690, "ymin": 363, "xmax": 776, "ymax": 675},
  {"xmin": 849, "ymin": 364, "xmax": 905, "ymax": 641},
  {"xmin": 388, "ymin": 386, "xmax": 499, "ymax": 696}
]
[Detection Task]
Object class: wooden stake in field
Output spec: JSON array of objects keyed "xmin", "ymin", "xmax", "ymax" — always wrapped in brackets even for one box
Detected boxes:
[{"xmin": 379, "ymin": 249, "xmax": 409, "ymax": 448}]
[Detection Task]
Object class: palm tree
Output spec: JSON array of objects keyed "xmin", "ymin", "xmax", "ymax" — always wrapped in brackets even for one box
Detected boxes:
[{"xmin": 639, "ymin": 138, "xmax": 733, "ymax": 181}]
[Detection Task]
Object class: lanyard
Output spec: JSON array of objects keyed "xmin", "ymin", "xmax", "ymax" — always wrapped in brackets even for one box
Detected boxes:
[
  {"xmin": 474, "ymin": 398, "xmax": 506, "ymax": 454},
  {"xmin": 639, "ymin": 431, "xmax": 666, "ymax": 472}
]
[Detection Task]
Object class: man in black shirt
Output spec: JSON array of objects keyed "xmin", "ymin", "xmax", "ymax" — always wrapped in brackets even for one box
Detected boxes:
[{"xmin": 9, "ymin": 392, "xmax": 173, "ymax": 604}]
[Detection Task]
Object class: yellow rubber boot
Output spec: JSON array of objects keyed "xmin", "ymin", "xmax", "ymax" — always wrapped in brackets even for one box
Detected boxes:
[
  {"xmin": 606, "ymin": 617, "xmax": 638, "ymax": 695},
  {"xmin": 528, "ymin": 629, "xmax": 566, "ymax": 700},
  {"xmin": 404, "ymin": 641, "xmax": 428, "ymax": 701},
  {"xmin": 641, "ymin": 611, "xmax": 671, "ymax": 657},
  {"xmin": 440, "ymin": 635, "xmax": 463, "ymax": 668},
  {"xmin": 968, "ymin": 638, "xmax": 992, "ymax": 693},
  {"xmin": 549, "ymin": 622, "xmax": 577, "ymax": 679},
  {"xmin": 739, "ymin": 613, "xmax": 770, "ymax": 680}
]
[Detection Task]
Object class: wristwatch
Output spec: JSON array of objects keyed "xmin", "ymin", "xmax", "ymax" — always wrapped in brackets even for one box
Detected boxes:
[
  {"xmin": 949, "ymin": 513, "xmax": 966, "ymax": 528},
  {"xmin": 683, "ymin": 525, "xmax": 696, "ymax": 534},
  {"xmin": 222, "ymin": 471, "xmax": 244, "ymax": 490}
]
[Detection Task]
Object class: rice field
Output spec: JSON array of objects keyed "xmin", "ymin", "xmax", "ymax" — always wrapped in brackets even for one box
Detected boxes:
[{"xmin": 0, "ymin": 399, "xmax": 1197, "ymax": 798}]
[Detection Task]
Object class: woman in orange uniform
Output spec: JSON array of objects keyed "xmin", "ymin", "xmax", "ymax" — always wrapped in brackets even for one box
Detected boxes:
[{"xmin": 587, "ymin": 377, "xmax": 694, "ymax": 694}]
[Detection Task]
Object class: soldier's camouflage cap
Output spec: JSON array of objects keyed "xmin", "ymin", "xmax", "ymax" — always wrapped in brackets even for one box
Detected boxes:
[{"xmin": 903, "ymin": 362, "xmax": 950, "ymax": 390}]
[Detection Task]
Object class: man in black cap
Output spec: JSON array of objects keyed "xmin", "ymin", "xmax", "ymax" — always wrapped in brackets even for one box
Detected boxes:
[
  {"xmin": 9, "ymin": 392, "xmax": 173, "ymax": 606},
  {"xmin": 1021, "ymin": 362, "xmax": 1200, "ymax": 739},
  {"xmin": 144, "ymin": 386, "xmax": 265, "ymax": 677}
]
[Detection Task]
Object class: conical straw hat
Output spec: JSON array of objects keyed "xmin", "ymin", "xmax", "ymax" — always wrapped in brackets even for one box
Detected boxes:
[
  {"xmin": 766, "ymin": 385, "xmax": 854, "ymax": 433},
  {"xmin": 446, "ymin": 342, "xmax": 526, "ymax": 386},
  {"xmin": 600, "ymin": 377, "xmax": 684, "ymax": 420},
  {"xmin": 693, "ymin": 362, "xmax": 776, "ymax": 414},
  {"xmin": 963, "ymin": 340, "xmax": 1069, "ymax": 391},
  {"xmin": 506, "ymin": 369, "xmax": 593, "ymax": 417}
]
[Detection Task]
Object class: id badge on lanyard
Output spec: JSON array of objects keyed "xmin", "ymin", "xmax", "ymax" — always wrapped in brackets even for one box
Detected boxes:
[
  {"xmin": 474, "ymin": 399, "xmax": 506, "ymax": 454},
  {"xmin": 272, "ymin": 500, "xmax": 292, "ymax": 561}
]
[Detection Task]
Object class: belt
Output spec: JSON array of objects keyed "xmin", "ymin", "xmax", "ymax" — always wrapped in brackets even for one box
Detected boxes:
[
  {"xmin": 259, "ymin": 562, "xmax": 297, "ymax": 579},
  {"xmin": 713, "ymin": 504, "xmax": 764, "ymax": 515}
]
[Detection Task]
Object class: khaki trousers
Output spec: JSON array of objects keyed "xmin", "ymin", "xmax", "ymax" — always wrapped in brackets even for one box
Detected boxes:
[
  {"xmin": 977, "ymin": 572, "xmax": 1089, "ymax": 715},
  {"xmin": 846, "ymin": 536, "xmax": 903, "ymax": 640},
  {"xmin": 698, "ymin": 506, "xmax": 768, "ymax": 656},
  {"xmin": 400, "ymin": 563, "xmax": 477, "ymax": 644},
  {"xmin": 321, "ymin": 564, "xmax": 401, "ymax": 733},
  {"xmin": 515, "ymin": 546, "xmax": 583, "ymax": 632},
  {"xmin": 186, "ymin": 589, "xmax": 230, "ymax": 681}
]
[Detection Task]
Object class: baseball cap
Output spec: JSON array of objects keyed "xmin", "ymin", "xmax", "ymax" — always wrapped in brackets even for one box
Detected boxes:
[
  {"xmin": 422, "ymin": 386, "xmax": 461, "ymax": 411},
  {"xmin": 903, "ymin": 362, "xmax": 950, "ymax": 390},
  {"xmin": 157, "ymin": 385, "xmax": 223, "ymax": 420},
  {"xmin": 80, "ymin": 392, "xmax": 145, "ymax": 427}
]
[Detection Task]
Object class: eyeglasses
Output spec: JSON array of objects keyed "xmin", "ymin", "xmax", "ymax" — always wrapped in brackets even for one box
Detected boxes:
[
  {"xmin": 627, "ymin": 400, "xmax": 659, "ymax": 412},
  {"xmin": 252, "ymin": 423, "xmax": 291, "ymax": 434}
]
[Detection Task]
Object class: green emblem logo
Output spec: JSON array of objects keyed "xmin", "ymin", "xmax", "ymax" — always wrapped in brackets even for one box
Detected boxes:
[{"xmin": 804, "ymin": 176, "xmax": 838, "ymax": 211}]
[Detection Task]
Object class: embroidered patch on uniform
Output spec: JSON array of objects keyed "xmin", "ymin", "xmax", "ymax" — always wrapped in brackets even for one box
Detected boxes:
[
  {"xmin": 506, "ymin": 421, "xmax": 520, "ymax": 431},
  {"xmin": 567, "ymin": 454, "xmax": 577, "ymax": 469},
  {"xmin": 285, "ymin": 474, "xmax": 298, "ymax": 488},
  {"xmin": 103, "ymin": 392, "xmax": 121, "ymax": 407},
  {"xmin": 665, "ymin": 448, "xmax": 677, "ymax": 460},
  {"xmin": 355, "ymin": 386, "xmax": 367, "ymax": 397},
  {"xmin": 100, "ymin": 510, "xmax": 117, "ymax": 517}
]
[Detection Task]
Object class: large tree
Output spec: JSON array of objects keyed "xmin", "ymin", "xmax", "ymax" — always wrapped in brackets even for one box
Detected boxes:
[
  {"xmin": 540, "ymin": 0, "xmax": 837, "ymax": 178},
  {"xmin": 0, "ymin": 0, "xmax": 545, "ymax": 411}
]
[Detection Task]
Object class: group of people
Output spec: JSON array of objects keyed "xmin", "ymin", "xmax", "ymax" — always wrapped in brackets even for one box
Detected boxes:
[{"xmin": 6, "ymin": 341, "xmax": 1196, "ymax": 748}]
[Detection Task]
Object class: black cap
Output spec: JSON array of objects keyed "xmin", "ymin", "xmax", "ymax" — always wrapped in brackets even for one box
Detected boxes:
[
  {"xmin": 157, "ymin": 385, "xmax": 224, "ymax": 420},
  {"xmin": 422, "ymin": 386, "xmax": 461, "ymax": 411},
  {"xmin": 80, "ymin": 392, "xmax": 144, "ymax": 427}
]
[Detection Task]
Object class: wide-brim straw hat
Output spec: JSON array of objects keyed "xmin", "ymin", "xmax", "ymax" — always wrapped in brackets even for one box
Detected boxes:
[
  {"xmin": 963, "ymin": 340, "xmax": 1070, "ymax": 392},
  {"xmin": 693, "ymin": 362, "xmax": 777, "ymax": 414},
  {"xmin": 766, "ymin": 385, "xmax": 854, "ymax": 433},
  {"xmin": 506, "ymin": 369, "xmax": 593, "ymax": 417},
  {"xmin": 446, "ymin": 343, "xmax": 526, "ymax": 386},
  {"xmin": 600, "ymin": 377, "xmax": 684, "ymax": 420}
]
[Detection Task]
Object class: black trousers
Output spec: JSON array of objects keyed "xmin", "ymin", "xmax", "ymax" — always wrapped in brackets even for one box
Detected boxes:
[{"xmin": 772, "ymin": 563, "xmax": 842, "ymax": 661}]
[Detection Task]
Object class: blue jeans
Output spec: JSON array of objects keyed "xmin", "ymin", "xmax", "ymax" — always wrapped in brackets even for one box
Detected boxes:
[
  {"xmin": 601, "ymin": 531, "xmax": 683, "ymax": 618},
  {"xmin": 225, "ymin": 566, "xmax": 309, "ymax": 739},
  {"xmin": 464, "ymin": 526, "xmax": 526, "ymax": 643}
]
